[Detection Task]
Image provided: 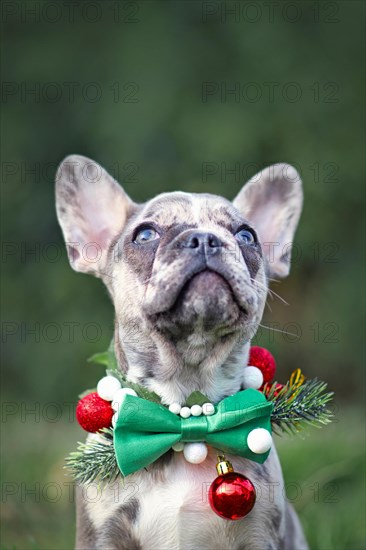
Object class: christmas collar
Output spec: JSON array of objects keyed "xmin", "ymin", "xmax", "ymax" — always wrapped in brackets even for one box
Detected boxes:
[{"xmin": 66, "ymin": 345, "xmax": 333, "ymax": 521}]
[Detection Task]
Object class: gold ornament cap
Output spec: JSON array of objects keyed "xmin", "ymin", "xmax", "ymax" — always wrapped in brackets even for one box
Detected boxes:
[{"xmin": 216, "ymin": 455, "xmax": 234, "ymax": 475}]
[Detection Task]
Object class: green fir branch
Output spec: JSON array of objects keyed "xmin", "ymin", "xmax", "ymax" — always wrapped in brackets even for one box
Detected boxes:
[
  {"xmin": 267, "ymin": 377, "xmax": 334, "ymax": 435},
  {"xmin": 65, "ymin": 429, "xmax": 120, "ymax": 484}
]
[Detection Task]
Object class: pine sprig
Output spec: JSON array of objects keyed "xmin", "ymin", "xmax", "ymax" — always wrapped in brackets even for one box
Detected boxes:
[
  {"xmin": 65, "ymin": 429, "xmax": 120, "ymax": 484},
  {"xmin": 267, "ymin": 377, "xmax": 334, "ymax": 435}
]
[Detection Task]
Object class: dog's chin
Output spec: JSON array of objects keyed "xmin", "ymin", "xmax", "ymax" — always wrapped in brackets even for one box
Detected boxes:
[{"xmin": 150, "ymin": 271, "xmax": 246, "ymax": 338}]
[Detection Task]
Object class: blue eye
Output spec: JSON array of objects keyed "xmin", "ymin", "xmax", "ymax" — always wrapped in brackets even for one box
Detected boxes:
[
  {"xmin": 235, "ymin": 228, "xmax": 256, "ymax": 245},
  {"xmin": 134, "ymin": 226, "xmax": 160, "ymax": 244}
]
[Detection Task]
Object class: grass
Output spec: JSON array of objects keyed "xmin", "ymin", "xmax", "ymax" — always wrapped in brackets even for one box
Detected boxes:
[
  {"xmin": 276, "ymin": 404, "xmax": 365, "ymax": 549},
  {"xmin": 1, "ymin": 403, "xmax": 365, "ymax": 549}
]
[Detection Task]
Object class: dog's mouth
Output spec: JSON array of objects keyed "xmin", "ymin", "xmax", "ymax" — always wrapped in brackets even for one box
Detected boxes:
[
  {"xmin": 145, "ymin": 267, "xmax": 253, "ymax": 338},
  {"xmin": 143, "ymin": 258, "xmax": 254, "ymax": 319},
  {"xmin": 175, "ymin": 268, "xmax": 247, "ymax": 313}
]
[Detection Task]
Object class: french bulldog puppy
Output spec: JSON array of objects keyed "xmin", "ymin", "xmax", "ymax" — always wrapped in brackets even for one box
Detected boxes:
[{"xmin": 56, "ymin": 155, "xmax": 308, "ymax": 550}]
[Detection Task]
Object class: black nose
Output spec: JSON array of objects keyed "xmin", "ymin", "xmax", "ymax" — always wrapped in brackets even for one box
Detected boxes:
[{"xmin": 181, "ymin": 231, "xmax": 222, "ymax": 254}]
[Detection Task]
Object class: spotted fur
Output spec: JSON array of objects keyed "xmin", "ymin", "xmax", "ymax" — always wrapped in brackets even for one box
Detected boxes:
[{"xmin": 56, "ymin": 155, "xmax": 307, "ymax": 549}]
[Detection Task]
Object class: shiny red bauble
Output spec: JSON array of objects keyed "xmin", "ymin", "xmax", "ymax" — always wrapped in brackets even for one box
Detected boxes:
[
  {"xmin": 249, "ymin": 346, "xmax": 277, "ymax": 384},
  {"xmin": 208, "ymin": 472, "xmax": 256, "ymax": 520},
  {"xmin": 76, "ymin": 392, "xmax": 114, "ymax": 433}
]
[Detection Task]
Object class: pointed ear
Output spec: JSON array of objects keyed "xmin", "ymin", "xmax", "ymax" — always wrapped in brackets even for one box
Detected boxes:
[
  {"xmin": 233, "ymin": 163, "xmax": 303, "ymax": 279},
  {"xmin": 55, "ymin": 155, "xmax": 135, "ymax": 276}
]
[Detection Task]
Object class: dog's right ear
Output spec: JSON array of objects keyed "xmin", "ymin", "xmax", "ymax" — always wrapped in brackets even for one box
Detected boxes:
[{"xmin": 56, "ymin": 155, "xmax": 135, "ymax": 276}]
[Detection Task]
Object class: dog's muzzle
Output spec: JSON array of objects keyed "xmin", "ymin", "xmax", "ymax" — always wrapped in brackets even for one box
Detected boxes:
[{"xmin": 143, "ymin": 229, "xmax": 257, "ymax": 318}]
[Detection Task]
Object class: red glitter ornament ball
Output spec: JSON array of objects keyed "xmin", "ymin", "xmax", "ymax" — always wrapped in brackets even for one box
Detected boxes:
[
  {"xmin": 76, "ymin": 392, "xmax": 114, "ymax": 433},
  {"xmin": 249, "ymin": 346, "xmax": 277, "ymax": 384},
  {"xmin": 209, "ymin": 472, "xmax": 256, "ymax": 520}
]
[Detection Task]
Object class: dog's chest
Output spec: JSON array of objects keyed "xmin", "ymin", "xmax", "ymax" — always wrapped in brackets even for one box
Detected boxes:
[{"xmin": 86, "ymin": 447, "xmax": 286, "ymax": 550}]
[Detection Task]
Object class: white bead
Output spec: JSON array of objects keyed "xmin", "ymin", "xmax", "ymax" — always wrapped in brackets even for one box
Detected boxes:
[
  {"xmin": 172, "ymin": 442, "xmax": 184, "ymax": 452},
  {"xmin": 190, "ymin": 405, "xmax": 203, "ymax": 417},
  {"xmin": 111, "ymin": 412, "xmax": 118, "ymax": 428},
  {"xmin": 183, "ymin": 442, "xmax": 208, "ymax": 464},
  {"xmin": 202, "ymin": 402, "xmax": 215, "ymax": 416},
  {"xmin": 247, "ymin": 428, "xmax": 272, "ymax": 454},
  {"xmin": 111, "ymin": 388, "xmax": 138, "ymax": 411},
  {"xmin": 169, "ymin": 403, "xmax": 182, "ymax": 415},
  {"xmin": 242, "ymin": 366, "xmax": 263, "ymax": 390},
  {"xmin": 97, "ymin": 376, "xmax": 121, "ymax": 401},
  {"xmin": 180, "ymin": 406, "xmax": 191, "ymax": 418}
]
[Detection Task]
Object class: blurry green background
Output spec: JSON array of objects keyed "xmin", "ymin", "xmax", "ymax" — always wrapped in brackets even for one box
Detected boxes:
[{"xmin": 1, "ymin": 1, "xmax": 365, "ymax": 548}]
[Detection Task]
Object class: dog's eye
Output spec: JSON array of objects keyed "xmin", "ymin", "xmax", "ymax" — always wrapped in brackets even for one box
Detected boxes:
[
  {"xmin": 235, "ymin": 228, "xmax": 256, "ymax": 245},
  {"xmin": 134, "ymin": 226, "xmax": 160, "ymax": 244}
]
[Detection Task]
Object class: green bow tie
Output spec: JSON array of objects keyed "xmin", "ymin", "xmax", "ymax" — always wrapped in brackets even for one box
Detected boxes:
[{"xmin": 113, "ymin": 388, "xmax": 273, "ymax": 477}]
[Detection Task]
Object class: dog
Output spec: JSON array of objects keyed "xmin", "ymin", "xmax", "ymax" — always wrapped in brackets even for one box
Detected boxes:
[{"xmin": 56, "ymin": 155, "xmax": 308, "ymax": 550}]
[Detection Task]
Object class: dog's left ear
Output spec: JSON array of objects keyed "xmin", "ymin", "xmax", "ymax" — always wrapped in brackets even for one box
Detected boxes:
[{"xmin": 233, "ymin": 163, "xmax": 303, "ymax": 278}]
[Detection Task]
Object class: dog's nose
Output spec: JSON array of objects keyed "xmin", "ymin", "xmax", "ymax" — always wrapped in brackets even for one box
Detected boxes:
[{"xmin": 181, "ymin": 232, "xmax": 222, "ymax": 254}]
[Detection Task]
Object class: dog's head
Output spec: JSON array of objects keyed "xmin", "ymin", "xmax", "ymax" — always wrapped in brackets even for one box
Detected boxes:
[{"xmin": 56, "ymin": 156, "xmax": 302, "ymax": 401}]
